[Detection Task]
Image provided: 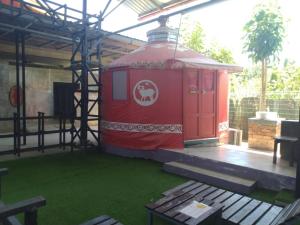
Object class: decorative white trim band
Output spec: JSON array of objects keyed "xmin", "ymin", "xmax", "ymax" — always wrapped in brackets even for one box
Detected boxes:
[
  {"xmin": 218, "ymin": 121, "xmax": 229, "ymax": 132},
  {"xmin": 101, "ymin": 120, "xmax": 183, "ymax": 134}
]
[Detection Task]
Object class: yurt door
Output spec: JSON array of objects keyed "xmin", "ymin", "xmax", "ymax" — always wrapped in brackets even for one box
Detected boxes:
[{"xmin": 183, "ymin": 69, "xmax": 216, "ymax": 140}]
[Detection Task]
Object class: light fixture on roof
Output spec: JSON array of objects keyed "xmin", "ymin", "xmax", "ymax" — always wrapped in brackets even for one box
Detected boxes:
[{"xmin": 147, "ymin": 16, "xmax": 178, "ymax": 43}]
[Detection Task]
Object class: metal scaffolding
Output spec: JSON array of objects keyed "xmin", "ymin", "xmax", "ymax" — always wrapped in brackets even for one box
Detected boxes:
[
  {"xmin": 70, "ymin": 0, "xmax": 103, "ymax": 149},
  {"xmin": 0, "ymin": 0, "xmax": 106, "ymax": 151}
]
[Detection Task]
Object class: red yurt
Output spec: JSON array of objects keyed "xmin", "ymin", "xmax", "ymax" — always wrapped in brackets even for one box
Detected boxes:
[{"xmin": 102, "ymin": 17, "xmax": 241, "ymax": 150}]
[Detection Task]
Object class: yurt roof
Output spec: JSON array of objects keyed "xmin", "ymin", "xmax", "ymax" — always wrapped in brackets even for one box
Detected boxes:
[{"xmin": 109, "ymin": 42, "xmax": 242, "ymax": 72}]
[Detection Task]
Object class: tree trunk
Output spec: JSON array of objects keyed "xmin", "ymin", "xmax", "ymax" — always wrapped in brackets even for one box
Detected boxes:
[{"xmin": 259, "ymin": 58, "xmax": 267, "ymax": 111}]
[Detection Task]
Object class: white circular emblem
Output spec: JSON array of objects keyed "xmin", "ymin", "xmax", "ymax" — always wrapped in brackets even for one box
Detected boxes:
[{"xmin": 133, "ymin": 80, "xmax": 159, "ymax": 106}]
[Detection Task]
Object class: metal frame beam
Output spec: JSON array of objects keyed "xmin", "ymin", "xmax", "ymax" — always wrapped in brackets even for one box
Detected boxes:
[
  {"xmin": 110, "ymin": 0, "xmax": 228, "ymax": 35},
  {"xmin": 21, "ymin": 33, "xmax": 27, "ymax": 145}
]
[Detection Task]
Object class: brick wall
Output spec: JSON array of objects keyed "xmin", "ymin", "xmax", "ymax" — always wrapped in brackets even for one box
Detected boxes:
[{"xmin": 248, "ymin": 118, "xmax": 281, "ymax": 151}]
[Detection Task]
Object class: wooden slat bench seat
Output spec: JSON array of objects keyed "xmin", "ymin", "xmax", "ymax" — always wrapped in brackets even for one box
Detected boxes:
[
  {"xmin": 273, "ymin": 136, "xmax": 298, "ymax": 166},
  {"xmin": 0, "ymin": 201, "xmax": 22, "ymax": 225},
  {"xmin": 0, "ymin": 196, "xmax": 46, "ymax": 225},
  {"xmin": 146, "ymin": 180, "xmax": 300, "ymax": 225},
  {"xmin": 79, "ymin": 215, "xmax": 124, "ymax": 225}
]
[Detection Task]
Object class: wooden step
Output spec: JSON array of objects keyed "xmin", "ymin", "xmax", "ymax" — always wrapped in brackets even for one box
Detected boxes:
[{"xmin": 163, "ymin": 162, "xmax": 256, "ymax": 194}]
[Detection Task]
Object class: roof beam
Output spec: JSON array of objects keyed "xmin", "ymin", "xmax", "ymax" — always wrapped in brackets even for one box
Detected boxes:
[
  {"xmin": 0, "ymin": 22, "xmax": 72, "ymax": 42},
  {"xmin": 103, "ymin": 0, "xmax": 127, "ymax": 20},
  {"xmin": 111, "ymin": 0, "xmax": 228, "ymax": 35}
]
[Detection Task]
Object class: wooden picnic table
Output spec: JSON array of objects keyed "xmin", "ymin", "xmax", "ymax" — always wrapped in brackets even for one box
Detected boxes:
[{"xmin": 145, "ymin": 180, "xmax": 300, "ymax": 225}]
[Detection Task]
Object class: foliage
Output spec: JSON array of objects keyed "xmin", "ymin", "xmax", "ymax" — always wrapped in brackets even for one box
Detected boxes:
[
  {"xmin": 230, "ymin": 62, "xmax": 300, "ymax": 101},
  {"xmin": 229, "ymin": 66, "xmax": 261, "ymax": 100},
  {"xmin": 243, "ymin": 2, "xmax": 285, "ymax": 63},
  {"xmin": 243, "ymin": 1, "xmax": 285, "ymax": 111},
  {"xmin": 208, "ymin": 43, "xmax": 235, "ymax": 64},
  {"xmin": 181, "ymin": 20, "xmax": 235, "ymax": 64},
  {"xmin": 183, "ymin": 22, "xmax": 205, "ymax": 53},
  {"xmin": 268, "ymin": 60, "xmax": 300, "ymax": 99}
]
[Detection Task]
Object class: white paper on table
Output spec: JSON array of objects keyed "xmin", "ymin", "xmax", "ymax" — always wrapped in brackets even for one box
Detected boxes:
[{"xmin": 179, "ymin": 201, "xmax": 212, "ymax": 218}]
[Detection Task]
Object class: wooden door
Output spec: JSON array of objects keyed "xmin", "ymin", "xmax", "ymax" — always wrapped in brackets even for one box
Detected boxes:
[
  {"xmin": 199, "ymin": 70, "xmax": 216, "ymax": 138},
  {"xmin": 183, "ymin": 69, "xmax": 216, "ymax": 140}
]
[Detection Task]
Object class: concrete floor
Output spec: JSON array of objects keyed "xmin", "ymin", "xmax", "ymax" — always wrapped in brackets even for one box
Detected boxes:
[{"xmin": 179, "ymin": 144, "xmax": 296, "ymax": 178}]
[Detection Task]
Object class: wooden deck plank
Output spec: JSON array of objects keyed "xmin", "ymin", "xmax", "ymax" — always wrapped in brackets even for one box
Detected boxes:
[
  {"xmin": 228, "ymin": 199, "xmax": 261, "ymax": 224},
  {"xmin": 255, "ymin": 205, "xmax": 283, "ymax": 225},
  {"xmin": 240, "ymin": 202, "xmax": 272, "ymax": 225},
  {"xmin": 222, "ymin": 194, "xmax": 243, "ymax": 210},
  {"xmin": 147, "ymin": 180, "xmax": 300, "ymax": 225},
  {"xmin": 146, "ymin": 182, "xmax": 203, "ymax": 209},
  {"xmin": 181, "ymin": 182, "xmax": 203, "ymax": 193},
  {"xmin": 204, "ymin": 189, "xmax": 226, "ymax": 201},
  {"xmin": 164, "ymin": 196, "xmax": 204, "ymax": 219},
  {"xmin": 287, "ymin": 199, "xmax": 300, "ymax": 219},
  {"xmin": 79, "ymin": 215, "xmax": 111, "ymax": 225},
  {"xmin": 274, "ymin": 199, "xmax": 300, "ymax": 224},
  {"xmin": 213, "ymin": 191, "xmax": 234, "ymax": 203},
  {"xmin": 184, "ymin": 203, "xmax": 223, "ymax": 225},
  {"xmin": 188, "ymin": 184, "xmax": 209, "ymax": 196},
  {"xmin": 222, "ymin": 196, "xmax": 252, "ymax": 220},
  {"xmin": 99, "ymin": 218, "xmax": 118, "ymax": 225},
  {"xmin": 164, "ymin": 185, "xmax": 210, "ymax": 218},
  {"xmin": 157, "ymin": 185, "xmax": 215, "ymax": 214},
  {"xmin": 155, "ymin": 193, "xmax": 194, "ymax": 213},
  {"xmin": 162, "ymin": 181, "xmax": 196, "ymax": 196},
  {"xmin": 172, "ymin": 187, "xmax": 219, "ymax": 222},
  {"xmin": 174, "ymin": 199, "xmax": 213, "ymax": 222},
  {"xmin": 269, "ymin": 202, "xmax": 295, "ymax": 225},
  {"xmin": 287, "ymin": 199, "xmax": 300, "ymax": 220},
  {"xmin": 194, "ymin": 186, "xmax": 218, "ymax": 199}
]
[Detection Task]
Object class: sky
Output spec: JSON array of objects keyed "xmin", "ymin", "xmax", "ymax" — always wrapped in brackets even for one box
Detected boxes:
[{"xmin": 53, "ymin": 0, "xmax": 300, "ymax": 67}]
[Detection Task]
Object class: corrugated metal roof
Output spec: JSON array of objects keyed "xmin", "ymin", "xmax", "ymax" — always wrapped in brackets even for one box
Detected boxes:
[{"xmin": 119, "ymin": 0, "xmax": 197, "ymax": 19}]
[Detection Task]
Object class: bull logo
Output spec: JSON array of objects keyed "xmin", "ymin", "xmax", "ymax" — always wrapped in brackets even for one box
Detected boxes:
[{"xmin": 133, "ymin": 80, "xmax": 159, "ymax": 106}]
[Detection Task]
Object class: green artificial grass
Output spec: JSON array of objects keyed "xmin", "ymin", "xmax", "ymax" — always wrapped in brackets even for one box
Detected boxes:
[
  {"xmin": 0, "ymin": 151, "xmax": 297, "ymax": 225},
  {"xmin": 250, "ymin": 188, "xmax": 295, "ymax": 205},
  {"xmin": 0, "ymin": 151, "xmax": 186, "ymax": 225}
]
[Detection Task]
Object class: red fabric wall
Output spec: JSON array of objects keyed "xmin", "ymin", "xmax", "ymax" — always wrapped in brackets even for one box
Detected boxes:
[
  {"xmin": 102, "ymin": 68, "xmax": 184, "ymax": 150},
  {"xmin": 216, "ymin": 70, "xmax": 229, "ymax": 142},
  {"xmin": 1, "ymin": 0, "xmax": 20, "ymax": 7}
]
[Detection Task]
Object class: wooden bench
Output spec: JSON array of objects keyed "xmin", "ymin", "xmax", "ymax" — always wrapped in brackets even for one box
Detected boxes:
[
  {"xmin": 0, "ymin": 196, "xmax": 46, "ymax": 225},
  {"xmin": 0, "ymin": 168, "xmax": 8, "ymax": 199},
  {"xmin": 79, "ymin": 215, "xmax": 124, "ymax": 225},
  {"xmin": 146, "ymin": 180, "xmax": 300, "ymax": 225},
  {"xmin": 0, "ymin": 199, "xmax": 122, "ymax": 225}
]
